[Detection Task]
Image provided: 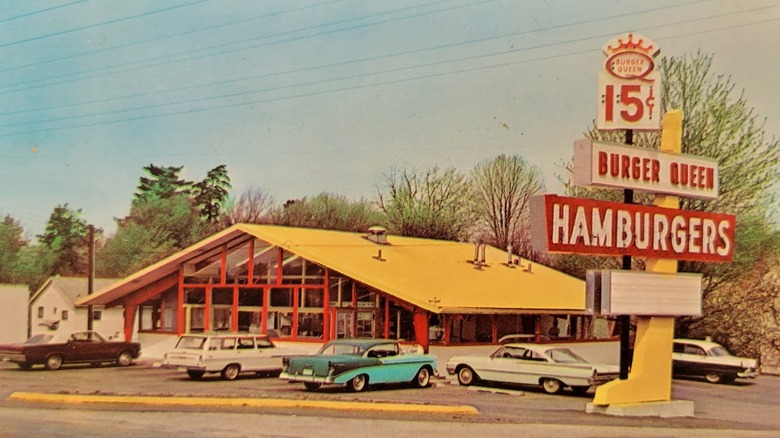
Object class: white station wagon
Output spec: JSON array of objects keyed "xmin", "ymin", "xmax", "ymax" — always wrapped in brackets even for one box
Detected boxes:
[{"xmin": 162, "ymin": 333, "xmax": 298, "ymax": 380}]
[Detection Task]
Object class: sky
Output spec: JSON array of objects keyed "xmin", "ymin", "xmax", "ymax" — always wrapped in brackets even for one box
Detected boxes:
[{"xmin": 1, "ymin": 0, "xmax": 779, "ymax": 237}]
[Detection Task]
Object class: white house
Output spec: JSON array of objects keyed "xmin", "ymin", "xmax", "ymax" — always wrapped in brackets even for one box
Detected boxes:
[
  {"xmin": 30, "ymin": 276, "xmax": 126, "ymax": 340},
  {"xmin": 0, "ymin": 284, "xmax": 29, "ymax": 343}
]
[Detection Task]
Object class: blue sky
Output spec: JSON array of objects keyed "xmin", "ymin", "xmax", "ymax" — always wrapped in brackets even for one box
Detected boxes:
[{"xmin": 1, "ymin": 0, "xmax": 778, "ymax": 237}]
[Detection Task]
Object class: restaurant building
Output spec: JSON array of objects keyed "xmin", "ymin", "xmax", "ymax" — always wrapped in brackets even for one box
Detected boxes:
[{"xmin": 78, "ymin": 224, "xmax": 589, "ymax": 352}]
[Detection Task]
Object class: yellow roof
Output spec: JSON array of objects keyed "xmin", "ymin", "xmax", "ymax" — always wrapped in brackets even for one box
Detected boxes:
[{"xmin": 79, "ymin": 224, "xmax": 585, "ymax": 314}]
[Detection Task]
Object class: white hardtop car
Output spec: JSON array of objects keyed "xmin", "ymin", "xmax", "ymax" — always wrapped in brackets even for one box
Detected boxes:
[
  {"xmin": 446, "ymin": 343, "xmax": 619, "ymax": 394},
  {"xmin": 672, "ymin": 338, "xmax": 759, "ymax": 384},
  {"xmin": 162, "ymin": 333, "xmax": 302, "ymax": 380}
]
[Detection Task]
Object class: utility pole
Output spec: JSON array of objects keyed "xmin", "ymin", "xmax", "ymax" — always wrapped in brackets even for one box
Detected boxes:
[
  {"xmin": 87, "ymin": 224, "xmax": 95, "ymax": 331},
  {"xmin": 619, "ymin": 129, "xmax": 634, "ymax": 380}
]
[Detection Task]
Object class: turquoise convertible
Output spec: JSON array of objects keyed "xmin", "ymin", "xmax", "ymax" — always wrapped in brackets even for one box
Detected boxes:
[{"xmin": 279, "ymin": 338, "xmax": 438, "ymax": 392}]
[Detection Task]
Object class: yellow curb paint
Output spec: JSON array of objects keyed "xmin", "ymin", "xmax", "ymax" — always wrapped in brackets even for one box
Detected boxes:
[{"xmin": 9, "ymin": 392, "xmax": 478, "ymax": 416}]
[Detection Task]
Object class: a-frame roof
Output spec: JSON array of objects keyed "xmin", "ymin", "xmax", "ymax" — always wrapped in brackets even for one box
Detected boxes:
[
  {"xmin": 78, "ymin": 224, "xmax": 585, "ymax": 314},
  {"xmin": 31, "ymin": 276, "xmax": 121, "ymax": 306}
]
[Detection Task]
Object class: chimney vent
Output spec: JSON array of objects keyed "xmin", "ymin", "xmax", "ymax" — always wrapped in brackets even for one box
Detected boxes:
[{"xmin": 366, "ymin": 226, "xmax": 388, "ymax": 244}]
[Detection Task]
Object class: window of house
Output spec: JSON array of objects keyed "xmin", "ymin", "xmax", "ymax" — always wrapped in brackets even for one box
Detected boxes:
[
  {"xmin": 62, "ymin": 310, "xmax": 69, "ymax": 320},
  {"xmin": 93, "ymin": 310, "xmax": 102, "ymax": 321},
  {"xmin": 37, "ymin": 306, "xmax": 44, "ymax": 318}
]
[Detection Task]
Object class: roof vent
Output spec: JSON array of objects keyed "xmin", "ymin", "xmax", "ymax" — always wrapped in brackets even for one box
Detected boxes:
[{"xmin": 366, "ymin": 226, "xmax": 388, "ymax": 244}]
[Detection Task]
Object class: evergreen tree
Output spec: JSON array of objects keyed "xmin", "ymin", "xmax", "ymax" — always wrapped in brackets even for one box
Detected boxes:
[
  {"xmin": 0, "ymin": 215, "xmax": 27, "ymax": 282},
  {"xmin": 37, "ymin": 204, "xmax": 89, "ymax": 275},
  {"xmin": 192, "ymin": 164, "xmax": 232, "ymax": 224},
  {"xmin": 133, "ymin": 164, "xmax": 191, "ymax": 205}
]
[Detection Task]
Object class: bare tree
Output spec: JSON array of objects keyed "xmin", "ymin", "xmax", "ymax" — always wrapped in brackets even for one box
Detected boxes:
[
  {"xmin": 471, "ymin": 154, "xmax": 545, "ymax": 252},
  {"xmin": 269, "ymin": 193, "xmax": 384, "ymax": 232},
  {"xmin": 227, "ymin": 186, "xmax": 275, "ymax": 225},
  {"xmin": 377, "ymin": 166, "xmax": 475, "ymax": 241}
]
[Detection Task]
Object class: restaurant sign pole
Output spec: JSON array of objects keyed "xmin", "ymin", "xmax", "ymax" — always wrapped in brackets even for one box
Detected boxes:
[{"xmin": 530, "ymin": 33, "xmax": 736, "ymax": 415}]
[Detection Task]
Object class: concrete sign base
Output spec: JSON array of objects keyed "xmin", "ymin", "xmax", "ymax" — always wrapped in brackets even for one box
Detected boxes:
[{"xmin": 586, "ymin": 400, "xmax": 694, "ymax": 418}]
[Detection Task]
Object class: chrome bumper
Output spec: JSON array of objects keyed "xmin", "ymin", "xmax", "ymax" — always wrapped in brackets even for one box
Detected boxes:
[
  {"xmin": 279, "ymin": 372, "xmax": 334, "ymax": 384},
  {"xmin": 0, "ymin": 353, "xmax": 26, "ymax": 363},
  {"xmin": 588, "ymin": 374, "xmax": 620, "ymax": 386},
  {"xmin": 738, "ymin": 369, "xmax": 760, "ymax": 378}
]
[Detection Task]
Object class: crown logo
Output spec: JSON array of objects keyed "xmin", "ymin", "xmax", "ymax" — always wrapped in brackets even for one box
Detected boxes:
[{"xmin": 602, "ymin": 33, "xmax": 660, "ymax": 58}]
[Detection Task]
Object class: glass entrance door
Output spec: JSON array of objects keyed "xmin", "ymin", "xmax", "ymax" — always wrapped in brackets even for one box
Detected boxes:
[{"xmin": 335, "ymin": 310, "xmax": 355, "ymax": 338}]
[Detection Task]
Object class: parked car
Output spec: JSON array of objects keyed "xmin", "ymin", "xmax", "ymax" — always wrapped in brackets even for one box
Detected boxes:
[
  {"xmin": 672, "ymin": 338, "xmax": 759, "ymax": 384},
  {"xmin": 279, "ymin": 338, "xmax": 437, "ymax": 392},
  {"xmin": 162, "ymin": 333, "xmax": 301, "ymax": 380},
  {"xmin": 0, "ymin": 331, "xmax": 141, "ymax": 370},
  {"xmin": 497, "ymin": 333, "xmax": 549, "ymax": 344},
  {"xmin": 446, "ymin": 343, "xmax": 619, "ymax": 394}
]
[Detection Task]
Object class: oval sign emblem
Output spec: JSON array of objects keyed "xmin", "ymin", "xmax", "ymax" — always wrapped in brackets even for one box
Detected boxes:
[{"xmin": 605, "ymin": 52, "xmax": 654, "ymax": 80}]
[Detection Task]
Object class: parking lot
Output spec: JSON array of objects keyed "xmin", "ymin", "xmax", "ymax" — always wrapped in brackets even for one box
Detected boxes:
[{"xmin": 1, "ymin": 359, "xmax": 778, "ymax": 436}]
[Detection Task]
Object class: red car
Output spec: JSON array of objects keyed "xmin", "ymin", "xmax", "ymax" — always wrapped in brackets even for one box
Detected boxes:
[{"xmin": 0, "ymin": 331, "xmax": 141, "ymax": 370}]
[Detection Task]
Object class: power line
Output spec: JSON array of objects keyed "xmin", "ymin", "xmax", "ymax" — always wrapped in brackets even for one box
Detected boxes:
[
  {"xmin": 0, "ymin": 0, "xmax": 708, "ymax": 119},
  {"xmin": 0, "ymin": 0, "xmax": 214, "ymax": 50},
  {"xmin": 0, "ymin": 0, "xmax": 347, "ymax": 76},
  {"xmin": 0, "ymin": 0, "xmax": 484, "ymax": 96},
  {"xmin": 0, "ymin": 4, "xmax": 776, "ymax": 138},
  {"xmin": 0, "ymin": 0, "xmax": 86, "ymax": 24}
]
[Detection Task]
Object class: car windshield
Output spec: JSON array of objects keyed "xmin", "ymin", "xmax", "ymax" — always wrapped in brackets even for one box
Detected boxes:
[
  {"xmin": 317, "ymin": 342, "xmax": 366, "ymax": 356},
  {"xmin": 709, "ymin": 346, "xmax": 732, "ymax": 357},
  {"xmin": 24, "ymin": 334, "xmax": 54, "ymax": 345},
  {"xmin": 70, "ymin": 332, "xmax": 106, "ymax": 342},
  {"xmin": 175, "ymin": 336, "xmax": 207, "ymax": 350},
  {"xmin": 546, "ymin": 348, "xmax": 588, "ymax": 364}
]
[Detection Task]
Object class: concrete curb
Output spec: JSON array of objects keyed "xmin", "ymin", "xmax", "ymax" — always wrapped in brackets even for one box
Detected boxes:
[{"xmin": 8, "ymin": 392, "xmax": 479, "ymax": 416}]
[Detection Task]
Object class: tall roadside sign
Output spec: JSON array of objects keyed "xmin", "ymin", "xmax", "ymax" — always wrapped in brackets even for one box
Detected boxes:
[
  {"xmin": 597, "ymin": 33, "xmax": 661, "ymax": 131},
  {"xmin": 530, "ymin": 32, "xmax": 736, "ymax": 415}
]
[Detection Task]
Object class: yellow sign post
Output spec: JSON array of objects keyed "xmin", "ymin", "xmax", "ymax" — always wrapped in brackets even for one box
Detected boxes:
[{"xmin": 591, "ymin": 110, "xmax": 692, "ymax": 412}]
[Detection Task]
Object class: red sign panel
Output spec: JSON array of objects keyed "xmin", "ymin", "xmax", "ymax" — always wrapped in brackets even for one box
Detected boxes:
[{"xmin": 530, "ymin": 195, "xmax": 735, "ymax": 262}]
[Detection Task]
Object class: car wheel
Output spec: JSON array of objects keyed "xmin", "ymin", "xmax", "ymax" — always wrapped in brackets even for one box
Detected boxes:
[
  {"xmin": 221, "ymin": 364, "xmax": 241, "ymax": 381},
  {"xmin": 413, "ymin": 367, "xmax": 431, "ymax": 388},
  {"xmin": 304, "ymin": 382, "xmax": 322, "ymax": 391},
  {"xmin": 704, "ymin": 372, "xmax": 722, "ymax": 384},
  {"xmin": 45, "ymin": 354, "xmax": 63, "ymax": 371},
  {"xmin": 347, "ymin": 374, "xmax": 368, "ymax": 392},
  {"xmin": 116, "ymin": 351, "xmax": 133, "ymax": 367},
  {"xmin": 187, "ymin": 370, "xmax": 205, "ymax": 380},
  {"xmin": 457, "ymin": 366, "xmax": 478, "ymax": 386},
  {"xmin": 541, "ymin": 378, "xmax": 563, "ymax": 394}
]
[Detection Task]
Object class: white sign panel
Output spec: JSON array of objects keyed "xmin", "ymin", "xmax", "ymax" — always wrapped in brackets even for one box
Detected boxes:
[
  {"xmin": 586, "ymin": 270, "xmax": 702, "ymax": 316},
  {"xmin": 573, "ymin": 139, "xmax": 720, "ymax": 199},
  {"xmin": 596, "ymin": 33, "xmax": 661, "ymax": 131}
]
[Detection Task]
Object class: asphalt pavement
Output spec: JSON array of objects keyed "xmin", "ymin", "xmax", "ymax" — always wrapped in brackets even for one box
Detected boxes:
[{"xmin": 1, "ymin": 359, "xmax": 778, "ymax": 437}]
